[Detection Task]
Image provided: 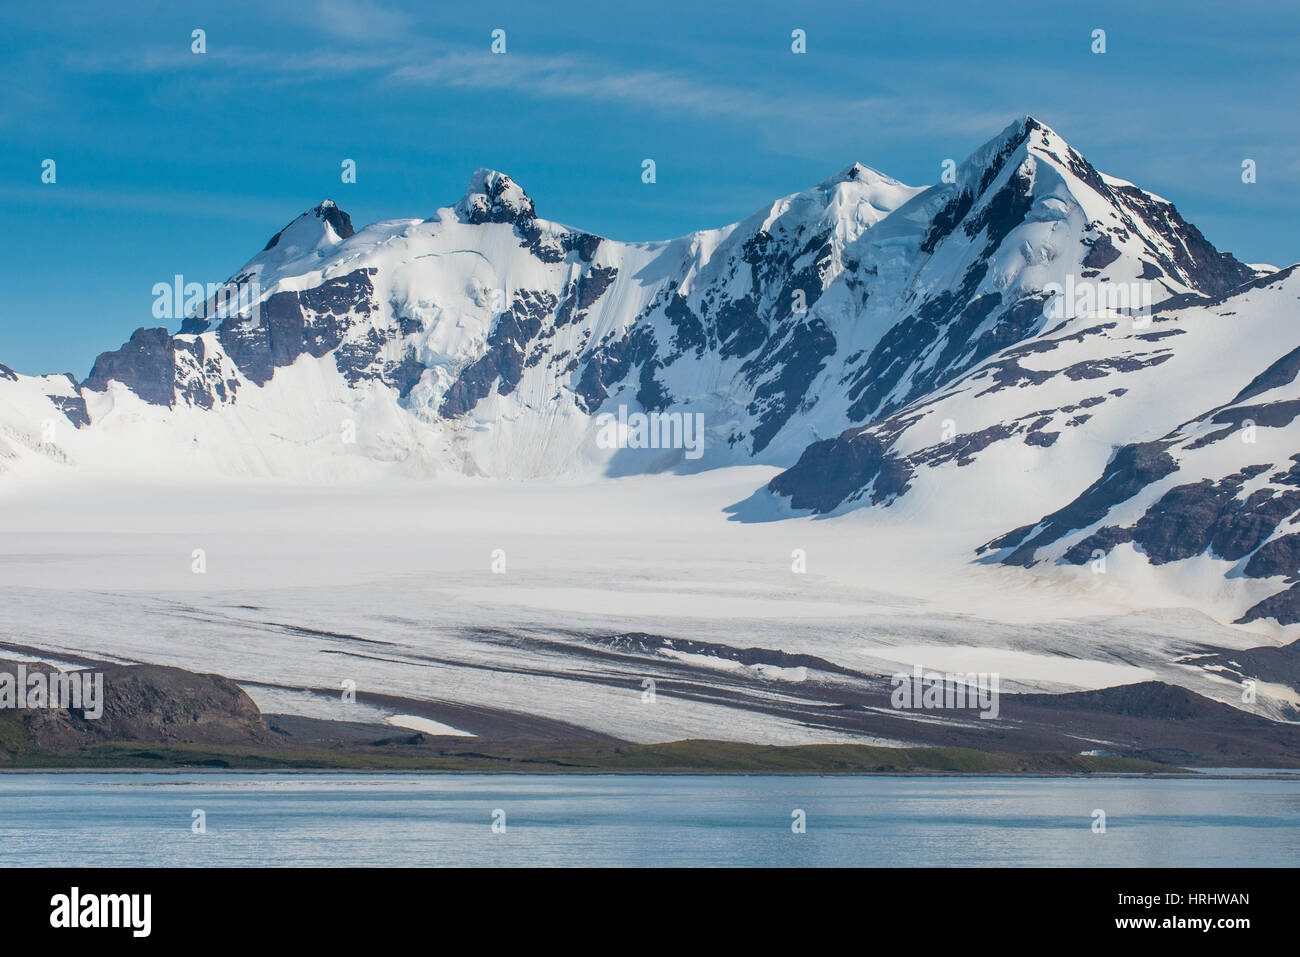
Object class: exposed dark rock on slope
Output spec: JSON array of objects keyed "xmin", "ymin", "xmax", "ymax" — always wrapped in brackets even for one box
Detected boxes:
[{"xmin": 0, "ymin": 660, "xmax": 271, "ymax": 752}]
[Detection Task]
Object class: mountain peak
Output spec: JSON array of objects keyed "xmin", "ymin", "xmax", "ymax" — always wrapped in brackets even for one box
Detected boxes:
[
  {"xmin": 310, "ymin": 200, "xmax": 354, "ymax": 239},
  {"xmin": 789, "ymin": 162, "xmax": 922, "ymax": 242},
  {"xmin": 262, "ymin": 200, "xmax": 354, "ymax": 253},
  {"xmin": 961, "ymin": 115, "xmax": 1056, "ymax": 180},
  {"xmin": 825, "ymin": 161, "xmax": 900, "ymax": 188},
  {"xmin": 962, "ymin": 115, "xmax": 1075, "ymax": 174},
  {"xmin": 456, "ymin": 168, "xmax": 536, "ymax": 226},
  {"xmin": 1000, "ymin": 114, "xmax": 1062, "ymax": 147}
]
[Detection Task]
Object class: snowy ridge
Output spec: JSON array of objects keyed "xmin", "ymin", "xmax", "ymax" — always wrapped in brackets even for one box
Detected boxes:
[
  {"xmin": 0, "ymin": 116, "xmax": 1252, "ymax": 483},
  {"xmin": 7, "ymin": 116, "xmax": 1300, "ymax": 647}
]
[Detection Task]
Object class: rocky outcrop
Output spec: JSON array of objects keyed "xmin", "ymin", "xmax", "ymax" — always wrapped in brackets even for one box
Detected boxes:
[
  {"xmin": 82, "ymin": 327, "xmax": 177, "ymax": 407},
  {"xmin": 0, "ymin": 660, "xmax": 271, "ymax": 752}
]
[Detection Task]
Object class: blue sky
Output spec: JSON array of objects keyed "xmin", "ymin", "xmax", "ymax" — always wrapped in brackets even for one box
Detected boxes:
[{"xmin": 2, "ymin": 0, "xmax": 1296, "ymax": 375}]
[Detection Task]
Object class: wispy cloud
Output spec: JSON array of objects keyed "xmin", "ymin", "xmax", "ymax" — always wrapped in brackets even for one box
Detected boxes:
[
  {"xmin": 311, "ymin": 0, "xmax": 413, "ymax": 41},
  {"xmin": 390, "ymin": 51, "xmax": 796, "ymax": 118},
  {"xmin": 62, "ymin": 45, "xmax": 406, "ymax": 78},
  {"xmin": 0, "ymin": 185, "xmax": 290, "ymax": 225},
  {"xmin": 388, "ymin": 50, "xmax": 1009, "ymax": 142},
  {"xmin": 54, "ymin": 30, "xmax": 1004, "ymax": 149}
]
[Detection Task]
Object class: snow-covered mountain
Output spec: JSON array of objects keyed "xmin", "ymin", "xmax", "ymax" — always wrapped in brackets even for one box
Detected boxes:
[
  {"xmin": 2, "ymin": 116, "xmax": 1248, "ymax": 477},
  {"xmin": 6, "ymin": 114, "xmax": 1299, "ymax": 638},
  {"xmin": 34, "ymin": 159, "xmax": 930, "ymax": 480}
]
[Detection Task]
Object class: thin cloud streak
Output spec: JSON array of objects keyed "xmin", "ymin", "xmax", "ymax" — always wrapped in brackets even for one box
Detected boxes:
[
  {"xmin": 58, "ymin": 36, "xmax": 1009, "ymax": 147},
  {"xmin": 0, "ymin": 185, "xmax": 296, "ymax": 225}
]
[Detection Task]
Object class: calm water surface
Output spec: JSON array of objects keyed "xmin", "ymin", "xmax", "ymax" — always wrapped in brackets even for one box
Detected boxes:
[{"xmin": 1, "ymin": 773, "xmax": 1296, "ymax": 866}]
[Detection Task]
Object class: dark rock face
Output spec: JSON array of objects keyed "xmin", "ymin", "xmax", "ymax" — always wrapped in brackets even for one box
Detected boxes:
[
  {"xmin": 440, "ymin": 288, "xmax": 558, "ymax": 417},
  {"xmin": 82, "ymin": 327, "xmax": 178, "ymax": 407},
  {"xmin": 1019, "ymin": 680, "xmax": 1232, "ymax": 720},
  {"xmin": 1240, "ymin": 584, "xmax": 1300, "ymax": 625},
  {"xmin": 965, "ymin": 162, "xmax": 1036, "ymax": 256},
  {"xmin": 772, "ymin": 384, "xmax": 1138, "ymax": 517},
  {"xmin": 658, "ymin": 227, "xmax": 838, "ymax": 427},
  {"xmin": 1243, "ymin": 532, "xmax": 1300, "ymax": 580},
  {"xmin": 779, "ymin": 349, "xmax": 1135, "ymax": 511},
  {"xmin": 1062, "ymin": 466, "xmax": 1298, "ymax": 567},
  {"xmin": 652, "ymin": 224, "xmax": 844, "ymax": 454},
  {"xmin": 217, "ymin": 268, "xmax": 377, "ymax": 387},
  {"xmin": 842, "ymin": 312, "xmax": 940, "ymax": 420},
  {"xmin": 714, "ymin": 295, "xmax": 764, "ymax": 359},
  {"xmin": 744, "ymin": 315, "xmax": 836, "ymax": 454},
  {"xmin": 175, "ymin": 336, "xmax": 238, "ymax": 409},
  {"xmin": 843, "ymin": 262, "xmax": 997, "ymax": 421},
  {"xmin": 1082, "ymin": 234, "xmax": 1121, "ymax": 269},
  {"xmin": 768, "ymin": 429, "xmax": 913, "ymax": 513},
  {"xmin": 919, "ymin": 189, "xmax": 974, "ymax": 255},
  {"xmin": 335, "ymin": 335, "xmax": 426, "ymax": 397},
  {"xmin": 48, "ymin": 394, "xmax": 90, "ymax": 427},
  {"xmin": 574, "ymin": 324, "xmax": 662, "ymax": 413},
  {"xmin": 84, "ymin": 268, "xmax": 382, "ymax": 407},
  {"xmin": 1210, "ymin": 399, "xmax": 1300, "ymax": 430},
  {"xmin": 2, "ymin": 660, "xmax": 270, "ymax": 751},
  {"xmin": 552, "ymin": 266, "xmax": 618, "ymax": 331},
  {"xmin": 665, "ymin": 292, "xmax": 707, "ymax": 356},
  {"xmin": 315, "ymin": 202, "xmax": 354, "ymax": 240},
  {"xmin": 1110, "ymin": 184, "xmax": 1254, "ymax": 298},
  {"xmin": 563, "ymin": 231, "xmax": 602, "ymax": 263},
  {"xmin": 0, "ymin": 362, "xmax": 16, "ymax": 382}
]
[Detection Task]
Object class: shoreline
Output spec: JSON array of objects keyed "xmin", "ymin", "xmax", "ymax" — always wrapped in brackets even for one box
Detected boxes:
[{"xmin": 1, "ymin": 768, "xmax": 1298, "ymax": 779}]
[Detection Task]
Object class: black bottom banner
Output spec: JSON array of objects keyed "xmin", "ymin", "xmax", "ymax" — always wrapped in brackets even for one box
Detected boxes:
[{"xmin": 1, "ymin": 866, "xmax": 1273, "ymax": 944}]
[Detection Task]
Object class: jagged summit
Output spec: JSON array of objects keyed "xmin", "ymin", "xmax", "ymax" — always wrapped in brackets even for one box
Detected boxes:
[
  {"xmin": 937, "ymin": 114, "xmax": 1105, "ymax": 208},
  {"xmin": 455, "ymin": 168, "xmax": 536, "ymax": 226},
  {"xmin": 260, "ymin": 200, "xmax": 354, "ymax": 254},
  {"xmin": 980, "ymin": 114, "xmax": 1064, "ymax": 157},
  {"xmin": 311, "ymin": 199, "xmax": 354, "ymax": 237},
  {"xmin": 8, "ymin": 115, "xmax": 1265, "ymax": 502},
  {"xmin": 51, "ymin": 115, "xmax": 1258, "ymax": 452},
  {"xmin": 828, "ymin": 161, "xmax": 900, "ymax": 186},
  {"xmin": 940, "ymin": 114, "xmax": 1068, "ymax": 205}
]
